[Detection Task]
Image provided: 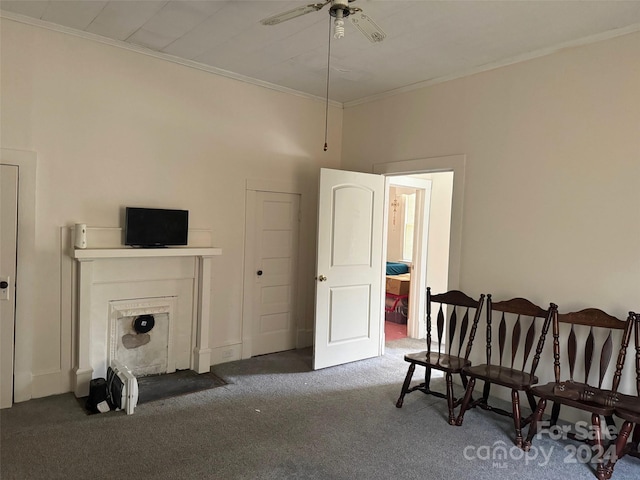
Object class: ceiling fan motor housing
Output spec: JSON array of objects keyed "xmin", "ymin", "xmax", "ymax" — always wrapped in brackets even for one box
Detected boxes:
[{"xmin": 329, "ymin": 0, "xmax": 353, "ymax": 17}]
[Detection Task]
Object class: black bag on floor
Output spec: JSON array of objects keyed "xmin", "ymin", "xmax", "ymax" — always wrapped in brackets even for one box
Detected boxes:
[{"xmin": 85, "ymin": 378, "xmax": 109, "ymax": 413}]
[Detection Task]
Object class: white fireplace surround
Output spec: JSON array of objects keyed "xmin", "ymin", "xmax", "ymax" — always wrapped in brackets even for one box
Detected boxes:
[{"xmin": 71, "ymin": 240, "xmax": 221, "ymax": 397}]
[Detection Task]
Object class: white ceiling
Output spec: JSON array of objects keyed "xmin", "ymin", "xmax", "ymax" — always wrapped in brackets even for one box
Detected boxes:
[{"xmin": 2, "ymin": 0, "xmax": 640, "ymax": 104}]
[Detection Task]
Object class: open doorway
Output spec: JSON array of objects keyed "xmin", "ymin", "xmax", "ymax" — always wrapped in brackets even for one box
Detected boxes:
[
  {"xmin": 383, "ymin": 171, "xmax": 454, "ymax": 343},
  {"xmin": 384, "ymin": 183, "xmax": 416, "ymax": 341}
]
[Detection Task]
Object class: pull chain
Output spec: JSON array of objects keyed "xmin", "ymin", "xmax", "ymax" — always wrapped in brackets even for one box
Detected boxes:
[{"xmin": 323, "ymin": 15, "xmax": 333, "ymax": 152}]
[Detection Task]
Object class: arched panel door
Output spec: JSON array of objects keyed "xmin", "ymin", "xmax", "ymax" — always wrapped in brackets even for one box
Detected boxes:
[{"xmin": 313, "ymin": 168, "xmax": 384, "ymax": 369}]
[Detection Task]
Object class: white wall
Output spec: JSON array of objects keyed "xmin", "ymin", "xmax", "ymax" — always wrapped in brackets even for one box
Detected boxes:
[
  {"xmin": 1, "ymin": 18, "xmax": 343, "ymax": 399},
  {"xmin": 342, "ymin": 32, "xmax": 640, "ymax": 400}
]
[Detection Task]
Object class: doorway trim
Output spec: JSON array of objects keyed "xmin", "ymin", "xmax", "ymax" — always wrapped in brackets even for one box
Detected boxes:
[
  {"xmin": 1, "ymin": 148, "xmax": 37, "ymax": 403},
  {"xmin": 374, "ymin": 154, "xmax": 465, "ymax": 292},
  {"xmin": 242, "ymin": 178, "xmax": 304, "ymax": 359}
]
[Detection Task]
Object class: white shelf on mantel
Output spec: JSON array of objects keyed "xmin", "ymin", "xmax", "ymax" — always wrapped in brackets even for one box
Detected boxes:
[{"xmin": 71, "ymin": 247, "xmax": 222, "ymax": 260}]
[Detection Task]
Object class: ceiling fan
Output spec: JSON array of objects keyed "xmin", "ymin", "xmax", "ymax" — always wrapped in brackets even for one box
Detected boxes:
[
  {"xmin": 261, "ymin": 0, "xmax": 386, "ymax": 43},
  {"xmin": 261, "ymin": 1, "xmax": 386, "ymax": 151}
]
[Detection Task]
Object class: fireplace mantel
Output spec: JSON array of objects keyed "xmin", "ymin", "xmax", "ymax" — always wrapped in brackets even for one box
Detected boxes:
[
  {"xmin": 72, "ymin": 247, "xmax": 222, "ymax": 260},
  {"xmin": 71, "ymin": 246, "xmax": 222, "ymax": 397}
]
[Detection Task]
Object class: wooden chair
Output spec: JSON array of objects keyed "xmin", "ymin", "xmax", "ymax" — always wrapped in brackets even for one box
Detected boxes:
[
  {"xmin": 396, "ymin": 288, "xmax": 485, "ymax": 425},
  {"xmin": 454, "ymin": 296, "xmax": 557, "ymax": 448},
  {"xmin": 603, "ymin": 312, "xmax": 639, "ymax": 479},
  {"xmin": 522, "ymin": 309, "xmax": 635, "ymax": 480}
]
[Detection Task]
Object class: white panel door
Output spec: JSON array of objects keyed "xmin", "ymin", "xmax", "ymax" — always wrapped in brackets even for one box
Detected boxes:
[
  {"xmin": 252, "ymin": 192, "xmax": 300, "ymax": 356},
  {"xmin": 313, "ymin": 168, "xmax": 385, "ymax": 369},
  {"xmin": 0, "ymin": 165, "xmax": 18, "ymax": 408}
]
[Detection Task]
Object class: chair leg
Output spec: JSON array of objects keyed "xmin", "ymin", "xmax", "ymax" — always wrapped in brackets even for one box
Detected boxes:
[
  {"xmin": 592, "ymin": 414, "xmax": 607, "ymax": 480},
  {"xmin": 630, "ymin": 422, "xmax": 640, "ymax": 455},
  {"xmin": 550, "ymin": 401, "xmax": 561, "ymax": 427},
  {"xmin": 460, "ymin": 372, "xmax": 468, "ymax": 389},
  {"xmin": 525, "ymin": 390, "xmax": 537, "ymax": 413},
  {"xmin": 482, "ymin": 380, "xmax": 491, "ymax": 406},
  {"xmin": 455, "ymin": 377, "xmax": 476, "ymax": 426},
  {"xmin": 396, "ymin": 362, "xmax": 416, "ymax": 408},
  {"xmin": 424, "ymin": 365, "xmax": 432, "ymax": 393},
  {"xmin": 512, "ymin": 389, "xmax": 523, "ymax": 448},
  {"xmin": 445, "ymin": 372, "xmax": 456, "ymax": 425},
  {"xmin": 523, "ymin": 397, "xmax": 547, "ymax": 452},
  {"xmin": 603, "ymin": 420, "xmax": 633, "ymax": 480}
]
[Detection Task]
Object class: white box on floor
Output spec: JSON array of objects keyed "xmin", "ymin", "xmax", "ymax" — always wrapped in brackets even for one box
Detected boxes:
[{"xmin": 107, "ymin": 360, "xmax": 139, "ymax": 415}]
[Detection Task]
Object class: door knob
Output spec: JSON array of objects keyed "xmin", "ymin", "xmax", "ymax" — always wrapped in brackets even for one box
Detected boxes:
[
  {"xmin": 0, "ymin": 281, "xmax": 8, "ymax": 289},
  {"xmin": 257, "ymin": 270, "xmax": 263, "ymax": 276},
  {"xmin": 317, "ymin": 275, "xmax": 327, "ymax": 282}
]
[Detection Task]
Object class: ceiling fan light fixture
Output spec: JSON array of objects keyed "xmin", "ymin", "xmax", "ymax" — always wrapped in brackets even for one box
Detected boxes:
[
  {"xmin": 329, "ymin": 0, "xmax": 351, "ymax": 39},
  {"xmin": 333, "ymin": 10, "xmax": 345, "ymax": 39}
]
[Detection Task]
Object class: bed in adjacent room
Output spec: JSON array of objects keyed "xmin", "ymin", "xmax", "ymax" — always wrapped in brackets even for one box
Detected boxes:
[{"xmin": 385, "ymin": 262, "xmax": 410, "ymax": 324}]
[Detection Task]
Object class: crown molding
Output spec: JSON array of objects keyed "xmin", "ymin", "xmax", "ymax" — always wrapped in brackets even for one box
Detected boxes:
[
  {"xmin": 0, "ymin": 11, "xmax": 343, "ymax": 109},
  {"xmin": 343, "ymin": 22, "xmax": 640, "ymax": 108}
]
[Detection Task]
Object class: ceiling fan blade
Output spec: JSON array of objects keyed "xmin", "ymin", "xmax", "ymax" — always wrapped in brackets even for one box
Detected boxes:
[
  {"xmin": 260, "ymin": 2, "xmax": 329, "ymax": 26},
  {"xmin": 350, "ymin": 11, "xmax": 386, "ymax": 43}
]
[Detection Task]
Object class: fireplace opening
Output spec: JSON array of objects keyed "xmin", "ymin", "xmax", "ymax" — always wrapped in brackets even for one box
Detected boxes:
[
  {"xmin": 109, "ymin": 297, "xmax": 176, "ymax": 378},
  {"xmin": 116, "ymin": 312, "xmax": 168, "ymax": 376}
]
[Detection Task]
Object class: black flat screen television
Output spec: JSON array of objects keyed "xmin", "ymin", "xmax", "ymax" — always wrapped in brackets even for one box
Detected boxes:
[{"xmin": 124, "ymin": 207, "xmax": 188, "ymax": 247}]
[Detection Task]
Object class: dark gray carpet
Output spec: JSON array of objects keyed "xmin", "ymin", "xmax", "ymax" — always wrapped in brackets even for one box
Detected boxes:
[{"xmin": 1, "ymin": 338, "xmax": 638, "ymax": 479}]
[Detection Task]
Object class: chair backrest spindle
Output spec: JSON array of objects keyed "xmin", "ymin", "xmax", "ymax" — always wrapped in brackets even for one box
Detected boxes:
[
  {"xmin": 498, "ymin": 314, "xmax": 506, "ymax": 366},
  {"xmin": 457, "ymin": 309, "xmax": 470, "ymax": 357},
  {"xmin": 610, "ymin": 313, "xmax": 635, "ymax": 393},
  {"xmin": 567, "ymin": 324, "xmax": 577, "ymax": 382},
  {"xmin": 448, "ymin": 308, "xmax": 458, "ymax": 354},
  {"xmin": 509, "ymin": 315, "xmax": 521, "ymax": 370},
  {"xmin": 584, "ymin": 327, "xmax": 594, "ymax": 384},
  {"xmin": 521, "ymin": 319, "xmax": 536, "ymax": 371},
  {"xmin": 486, "ymin": 294, "xmax": 493, "ymax": 365},
  {"xmin": 437, "ymin": 304, "xmax": 446, "ymax": 355},
  {"xmin": 426, "ymin": 287, "xmax": 433, "ymax": 355},
  {"xmin": 598, "ymin": 332, "xmax": 613, "ymax": 389}
]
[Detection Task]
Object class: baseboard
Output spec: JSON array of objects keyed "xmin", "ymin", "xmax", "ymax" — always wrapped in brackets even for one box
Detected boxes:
[
  {"xmin": 211, "ymin": 343, "xmax": 243, "ymax": 365},
  {"xmin": 13, "ymin": 371, "xmax": 33, "ymax": 403},
  {"xmin": 31, "ymin": 370, "xmax": 67, "ymax": 399},
  {"xmin": 297, "ymin": 329, "xmax": 313, "ymax": 349}
]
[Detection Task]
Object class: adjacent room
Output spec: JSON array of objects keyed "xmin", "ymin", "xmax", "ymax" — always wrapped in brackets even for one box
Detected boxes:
[{"xmin": 1, "ymin": 1, "xmax": 639, "ymax": 479}]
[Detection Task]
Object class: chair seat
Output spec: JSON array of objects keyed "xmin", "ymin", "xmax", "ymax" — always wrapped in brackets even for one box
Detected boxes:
[
  {"xmin": 613, "ymin": 392, "xmax": 640, "ymax": 422},
  {"xmin": 404, "ymin": 351, "xmax": 470, "ymax": 373},
  {"xmin": 463, "ymin": 364, "xmax": 538, "ymax": 389},
  {"xmin": 615, "ymin": 408, "xmax": 640, "ymax": 423},
  {"xmin": 530, "ymin": 382, "xmax": 616, "ymax": 416}
]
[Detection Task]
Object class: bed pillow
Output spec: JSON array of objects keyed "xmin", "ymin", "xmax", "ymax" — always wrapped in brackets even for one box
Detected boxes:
[{"xmin": 386, "ymin": 262, "xmax": 409, "ymax": 275}]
